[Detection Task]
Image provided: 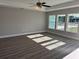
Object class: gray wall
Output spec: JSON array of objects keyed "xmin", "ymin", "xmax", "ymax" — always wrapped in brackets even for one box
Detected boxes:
[
  {"xmin": 0, "ymin": 6, "xmax": 46, "ymax": 36},
  {"xmin": 46, "ymin": 7, "xmax": 79, "ymax": 40}
]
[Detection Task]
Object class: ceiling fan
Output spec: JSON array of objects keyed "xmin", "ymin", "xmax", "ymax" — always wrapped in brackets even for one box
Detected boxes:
[{"xmin": 30, "ymin": 0, "xmax": 51, "ymax": 8}]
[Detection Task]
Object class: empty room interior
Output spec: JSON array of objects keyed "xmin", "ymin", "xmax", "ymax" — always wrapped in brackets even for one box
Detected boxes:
[{"xmin": 0, "ymin": 0, "xmax": 79, "ymax": 59}]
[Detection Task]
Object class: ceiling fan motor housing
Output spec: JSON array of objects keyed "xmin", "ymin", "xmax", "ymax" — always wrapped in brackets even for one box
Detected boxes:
[{"xmin": 36, "ymin": 2, "xmax": 42, "ymax": 8}]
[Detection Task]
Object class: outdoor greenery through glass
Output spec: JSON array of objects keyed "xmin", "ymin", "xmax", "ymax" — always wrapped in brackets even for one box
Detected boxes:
[
  {"xmin": 67, "ymin": 14, "xmax": 79, "ymax": 33},
  {"xmin": 49, "ymin": 15, "xmax": 55, "ymax": 29},
  {"xmin": 57, "ymin": 15, "xmax": 66, "ymax": 31}
]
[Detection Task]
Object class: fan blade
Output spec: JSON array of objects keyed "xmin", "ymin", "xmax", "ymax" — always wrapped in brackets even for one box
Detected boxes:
[
  {"xmin": 42, "ymin": 2, "xmax": 46, "ymax": 4},
  {"xmin": 42, "ymin": 5, "xmax": 51, "ymax": 7}
]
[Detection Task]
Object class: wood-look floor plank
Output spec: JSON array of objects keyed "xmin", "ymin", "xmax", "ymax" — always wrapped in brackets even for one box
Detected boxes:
[{"xmin": 0, "ymin": 32, "xmax": 79, "ymax": 59}]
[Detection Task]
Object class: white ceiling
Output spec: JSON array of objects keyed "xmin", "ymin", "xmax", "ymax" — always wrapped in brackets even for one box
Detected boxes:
[{"xmin": 0, "ymin": 0, "xmax": 79, "ymax": 12}]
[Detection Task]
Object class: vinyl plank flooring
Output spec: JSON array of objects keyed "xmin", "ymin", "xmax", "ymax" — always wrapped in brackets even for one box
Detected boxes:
[{"xmin": 0, "ymin": 32, "xmax": 79, "ymax": 59}]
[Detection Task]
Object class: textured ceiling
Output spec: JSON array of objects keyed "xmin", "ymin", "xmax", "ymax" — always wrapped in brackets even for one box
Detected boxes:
[{"xmin": 0, "ymin": 0, "xmax": 78, "ymax": 12}]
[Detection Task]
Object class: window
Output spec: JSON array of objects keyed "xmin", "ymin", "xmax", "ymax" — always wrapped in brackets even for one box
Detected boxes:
[
  {"xmin": 48, "ymin": 13, "xmax": 79, "ymax": 33},
  {"xmin": 57, "ymin": 15, "xmax": 66, "ymax": 31},
  {"xmin": 48, "ymin": 15, "xmax": 56, "ymax": 29},
  {"xmin": 66, "ymin": 14, "xmax": 79, "ymax": 33}
]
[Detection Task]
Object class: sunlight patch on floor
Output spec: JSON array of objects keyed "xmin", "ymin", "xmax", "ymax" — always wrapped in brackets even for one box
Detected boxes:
[
  {"xmin": 27, "ymin": 34, "xmax": 44, "ymax": 38},
  {"xmin": 32, "ymin": 36, "xmax": 53, "ymax": 43},
  {"xmin": 41, "ymin": 40, "xmax": 59, "ymax": 46},
  {"xmin": 27, "ymin": 33, "xmax": 66, "ymax": 51},
  {"xmin": 46, "ymin": 41, "xmax": 66, "ymax": 50}
]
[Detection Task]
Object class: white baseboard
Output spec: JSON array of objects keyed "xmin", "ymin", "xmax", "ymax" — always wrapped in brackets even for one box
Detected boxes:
[
  {"xmin": 49, "ymin": 31, "xmax": 79, "ymax": 40},
  {"xmin": 0, "ymin": 31, "xmax": 46, "ymax": 38}
]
